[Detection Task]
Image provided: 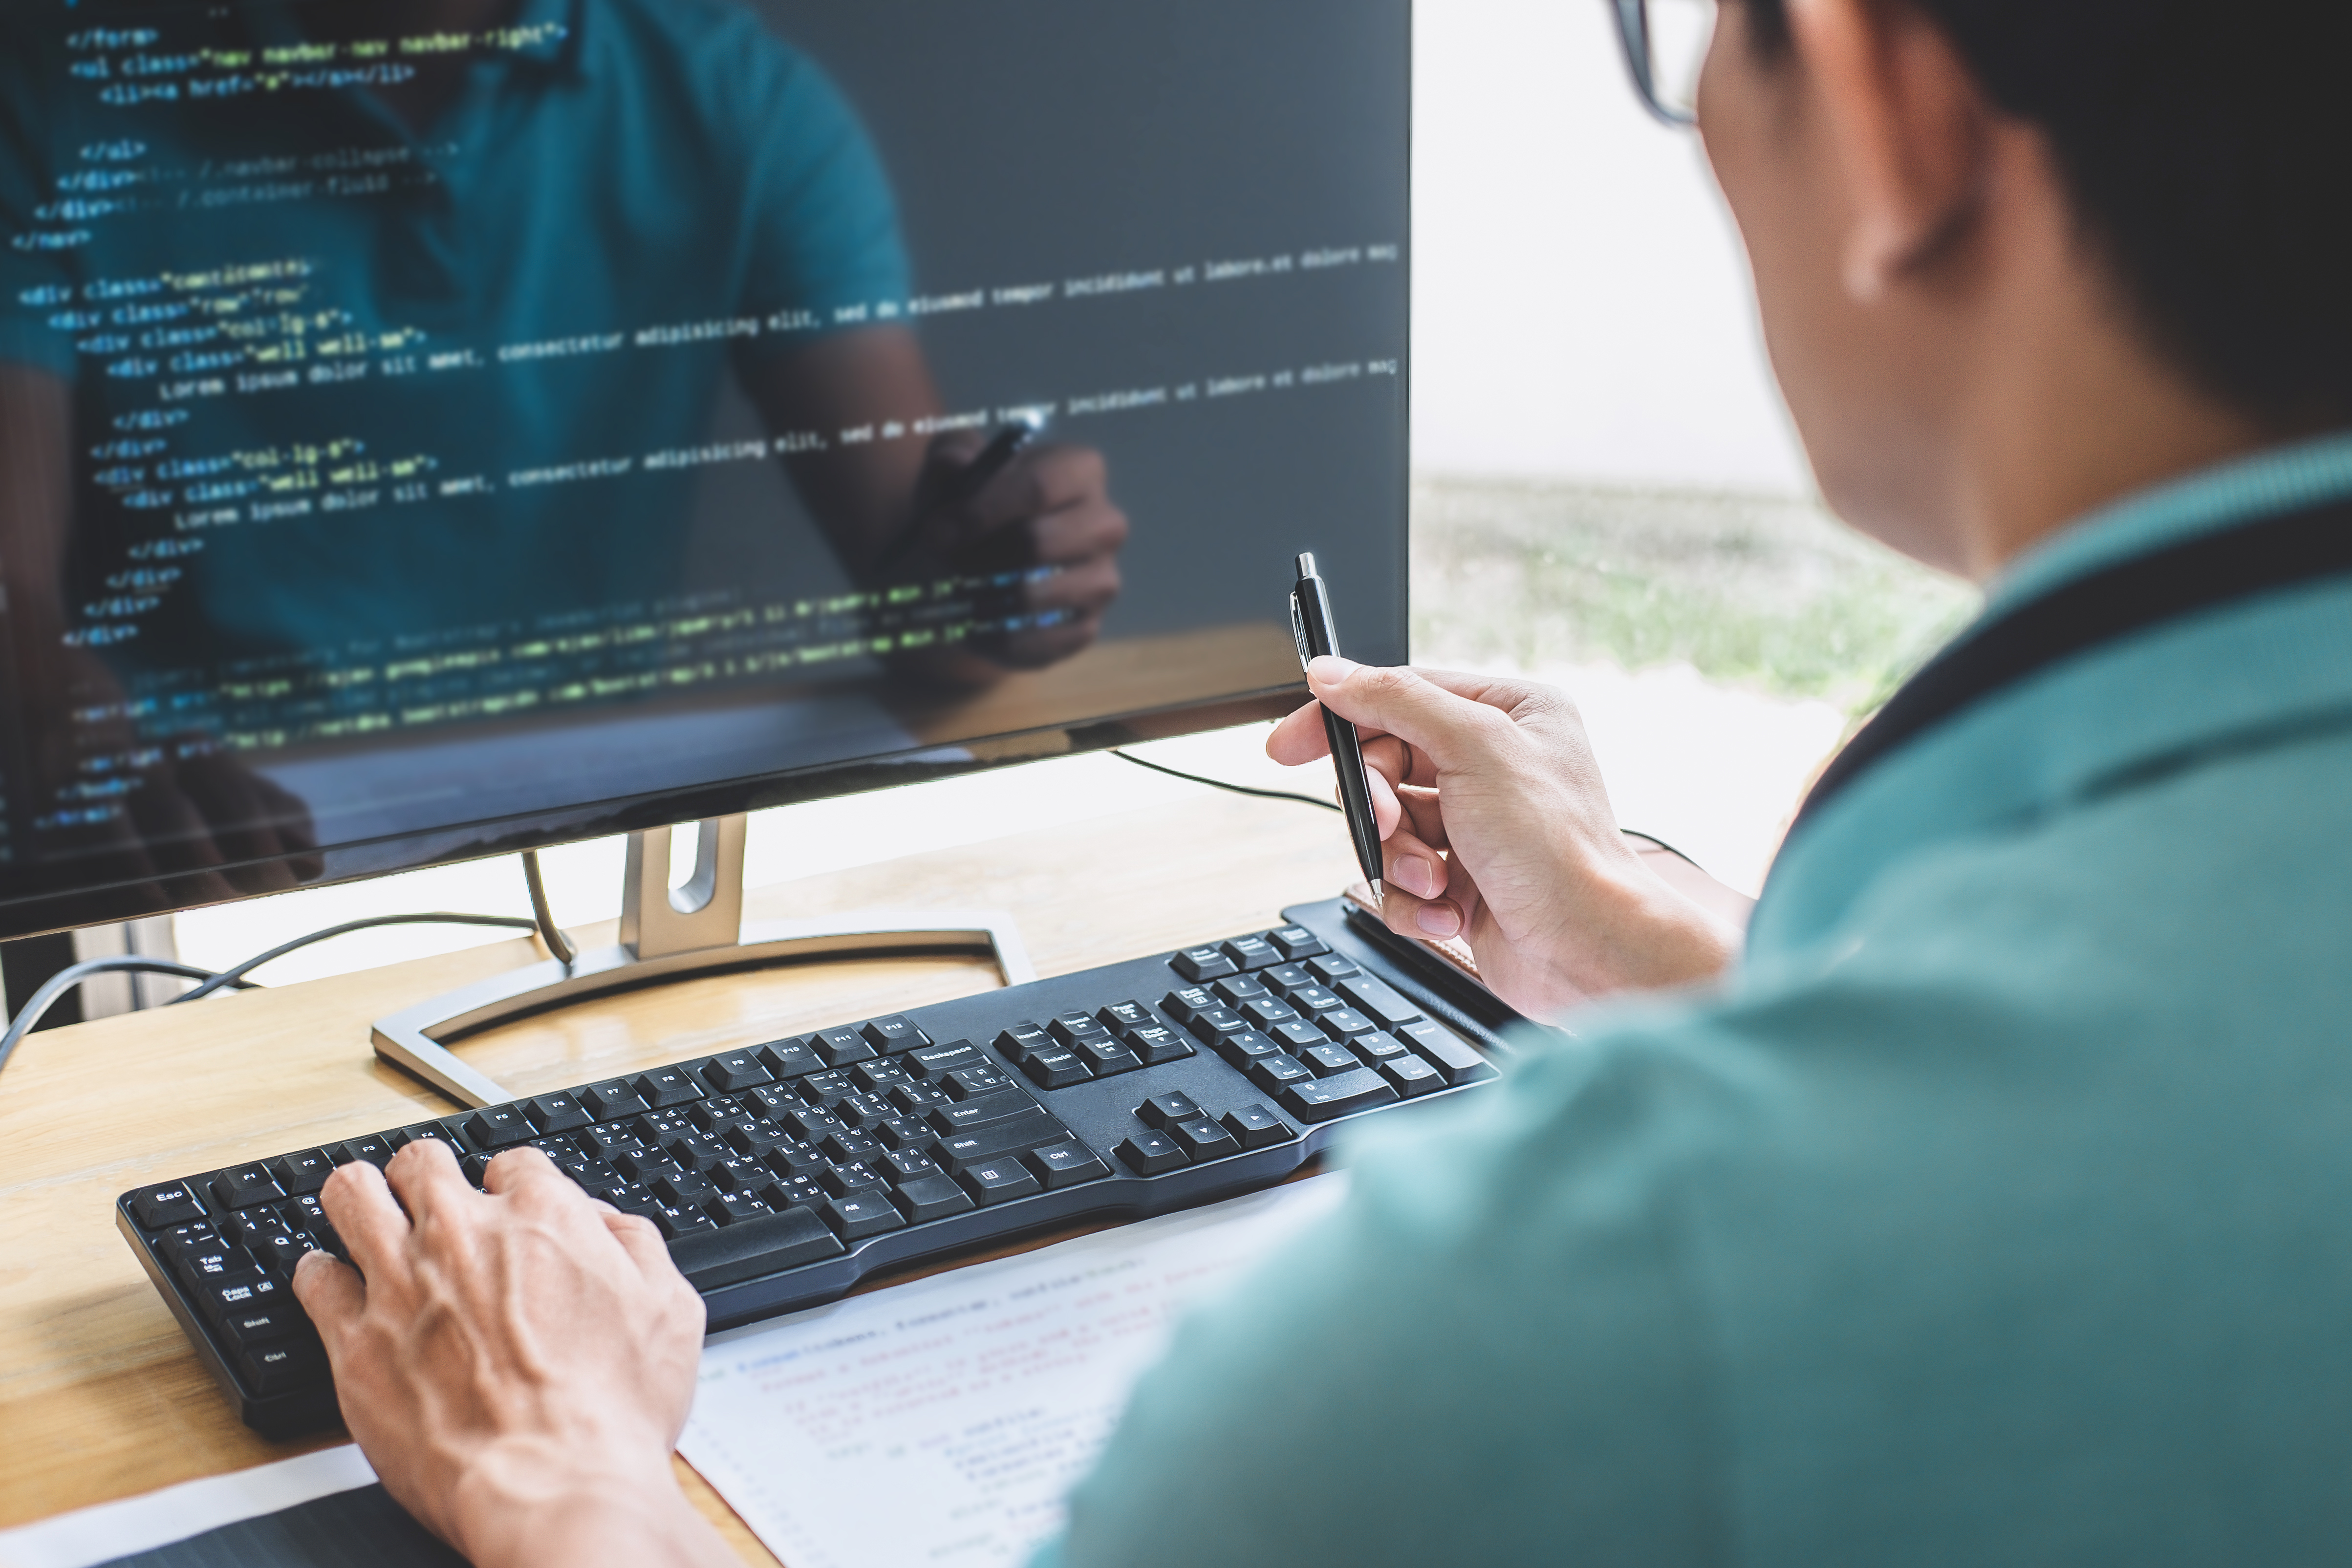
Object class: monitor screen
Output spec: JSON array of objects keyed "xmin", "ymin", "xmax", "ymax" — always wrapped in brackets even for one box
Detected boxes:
[{"xmin": 0, "ymin": 0, "xmax": 1409, "ymax": 937}]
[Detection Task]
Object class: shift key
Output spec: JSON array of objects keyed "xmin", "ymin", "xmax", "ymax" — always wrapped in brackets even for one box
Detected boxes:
[{"xmin": 928, "ymin": 1092, "xmax": 1040, "ymax": 1137}]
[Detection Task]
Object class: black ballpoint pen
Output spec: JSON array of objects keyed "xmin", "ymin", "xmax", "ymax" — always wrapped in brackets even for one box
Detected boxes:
[
  {"xmin": 1290, "ymin": 552, "xmax": 1386, "ymax": 900},
  {"xmin": 953, "ymin": 413, "xmax": 1046, "ymax": 505}
]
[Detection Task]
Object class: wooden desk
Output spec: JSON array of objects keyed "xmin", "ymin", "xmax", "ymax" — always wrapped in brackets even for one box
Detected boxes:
[{"xmin": 0, "ymin": 789, "xmax": 1363, "ymax": 1561}]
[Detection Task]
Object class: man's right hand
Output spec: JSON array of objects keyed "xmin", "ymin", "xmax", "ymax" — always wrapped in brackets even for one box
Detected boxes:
[{"xmin": 1266, "ymin": 658, "xmax": 1740, "ymax": 1021}]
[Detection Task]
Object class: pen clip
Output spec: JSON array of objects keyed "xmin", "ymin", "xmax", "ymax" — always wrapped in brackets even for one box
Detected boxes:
[{"xmin": 1289, "ymin": 588, "xmax": 1312, "ymax": 672}]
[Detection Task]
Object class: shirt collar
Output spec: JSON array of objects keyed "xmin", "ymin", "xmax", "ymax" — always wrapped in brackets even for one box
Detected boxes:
[{"xmin": 1986, "ymin": 427, "xmax": 2352, "ymax": 616}]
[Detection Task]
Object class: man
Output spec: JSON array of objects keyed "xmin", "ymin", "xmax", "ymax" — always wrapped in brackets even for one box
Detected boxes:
[
  {"xmin": 285, "ymin": 0, "xmax": 2352, "ymax": 1563},
  {"xmin": 0, "ymin": 0, "xmax": 1125, "ymax": 907}
]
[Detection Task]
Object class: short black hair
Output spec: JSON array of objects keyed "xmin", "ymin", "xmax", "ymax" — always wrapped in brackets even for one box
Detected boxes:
[{"xmin": 1742, "ymin": 0, "xmax": 2352, "ymax": 429}]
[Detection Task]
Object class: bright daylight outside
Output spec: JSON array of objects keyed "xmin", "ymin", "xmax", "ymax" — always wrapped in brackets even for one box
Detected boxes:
[{"xmin": 167, "ymin": 0, "xmax": 1974, "ymax": 987}]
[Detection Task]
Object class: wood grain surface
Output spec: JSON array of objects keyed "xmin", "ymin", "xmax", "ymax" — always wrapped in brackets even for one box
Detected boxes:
[{"xmin": 0, "ymin": 785, "xmax": 1364, "ymax": 1559}]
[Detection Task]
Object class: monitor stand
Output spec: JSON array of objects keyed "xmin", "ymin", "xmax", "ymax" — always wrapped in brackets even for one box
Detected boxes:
[{"xmin": 371, "ymin": 816, "xmax": 1034, "ymax": 1108}]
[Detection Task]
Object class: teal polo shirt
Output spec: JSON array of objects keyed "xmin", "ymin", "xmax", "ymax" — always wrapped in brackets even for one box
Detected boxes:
[
  {"xmin": 1039, "ymin": 430, "xmax": 2352, "ymax": 1565},
  {"xmin": 0, "ymin": 0, "xmax": 906, "ymax": 663}
]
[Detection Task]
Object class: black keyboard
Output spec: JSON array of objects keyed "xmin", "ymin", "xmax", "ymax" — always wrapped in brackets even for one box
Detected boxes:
[{"xmin": 116, "ymin": 898, "xmax": 1516, "ymax": 1435}]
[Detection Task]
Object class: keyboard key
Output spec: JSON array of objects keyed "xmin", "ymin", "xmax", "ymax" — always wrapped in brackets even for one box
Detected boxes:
[
  {"xmin": 1097, "ymin": 1000, "xmax": 1155, "ymax": 1031},
  {"xmin": 169, "ymin": 1242, "xmax": 248, "ymax": 1287},
  {"xmin": 1169, "ymin": 1116, "xmax": 1242, "ymax": 1162},
  {"xmin": 1263, "ymin": 963, "xmax": 1316, "ymax": 994},
  {"xmin": 1212, "ymin": 976, "xmax": 1272, "ymax": 1007},
  {"xmin": 1021, "ymin": 1049, "xmax": 1093, "ymax": 1089},
  {"xmin": 891, "ymin": 1171, "xmax": 977, "ymax": 1222},
  {"xmin": 698, "ymin": 1051, "xmax": 775, "ymax": 1092},
  {"xmin": 908, "ymin": 1039, "xmax": 988, "ymax": 1079},
  {"xmin": 879, "ymin": 1116, "xmax": 937, "ymax": 1152},
  {"xmin": 1185, "ymin": 1007, "xmax": 1249, "ymax": 1042},
  {"xmin": 721, "ymin": 1120, "xmax": 788, "ymax": 1158},
  {"xmin": 1048, "ymin": 1014, "xmax": 1113, "ymax": 1050},
  {"xmin": 1124, "ymin": 1023, "xmax": 1195, "ymax": 1065},
  {"xmin": 1241, "ymin": 997, "xmax": 1299, "ymax": 1030},
  {"xmin": 193, "ymin": 1268, "xmax": 287, "ymax": 1330},
  {"xmin": 1276, "ymin": 1068, "xmax": 1401, "ymax": 1123},
  {"xmin": 811, "ymin": 1027, "xmax": 877, "ymax": 1067},
  {"xmin": 209, "ymin": 1165, "xmax": 285, "ymax": 1212},
  {"xmin": 1170, "ymin": 944, "xmax": 1238, "ymax": 982},
  {"xmin": 1116, "ymin": 1132, "xmax": 1187, "ymax": 1175},
  {"xmin": 1287, "ymin": 986, "xmax": 1346, "ymax": 1015},
  {"xmin": 1137, "ymin": 1091, "xmax": 1205, "ymax": 1128},
  {"xmin": 1305, "ymin": 953, "xmax": 1360, "ymax": 985},
  {"xmin": 216, "ymin": 1300, "xmax": 309, "ymax": 1347},
  {"xmin": 390, "ymin": 1122, "xmax": 462, "ymax": 1157},
  {"xmin": 667, "ymin": 1204, "xmax": 844, "ymax": 1289},
  {"xmin": 1024, "ymin": 1140, "xmax": 1111, "ymax": 1189},
  {"xmin": 1381, "ymin": 1053, "xmax": 1446, "ymax": 1096},
  {"xmin": 1213, "ymin": 1029, "xmax": 1282, "ymax": 1067},
  {"xmin": 824, "ymin": 1191, "xmax": 906, "ymax": 1239},
  {"xmin": 1271, "ymin": 1019, "xmax": 1330, "ymax": 1053},
  {"xmin": 934, "ymin": 1110, "xmax": 1066, "ymax": 1173},
  {"xmin": 888, "ymin": 1080, "xmax": 952, "ymax": 1115},
  {"xmin": 881, "ymin": 1147, "xmax": 942, "ymax": 1184},
  {"xmin": 1073, "ymin": 1038, "xmax": 1144, "ymax": 1077},
  {"xmin": 662, "ymin": 1131, "xmax": 728, "ymax": 1170},
  {"xmin": 224, "ymin": 1207, "xmax": 289, "ymax": 1249},
  {"xmin": 993, "ymin": 1022, "xmax": 1052, "ymax": 1058},
  {"xmin": 821, "ymin": 1130, "xmax": 882, "ymax": 1164},
  {"xmin": 820, "ymin": 1163, "xmax": 885, "ymax": 1198},
  {"xmin": 582, "ymin": 1080, "xmax": 651, "ymax": 1120},
  {"xmin": 1247, "ymin": 1053, "xmax": 1315, "ymax": 1093},
  {"xmin": 655, "ymin": 1173, "xmax": 714, "ymax": 1208},
  {"xmin": 1221, "ymin": 1103, "xmax": 1294, "ymax": 1150},
  {"xmin": 797, "ymin": 1070, "xmax": 853, "ymax": 1103},
  {"xmin": 860, "ymin": 1015, "xmax": 929, "ymax": 1053},
  {"xmin": 758, "ymin": 1173, "xmax": 828, "ymax": 1211},
  {"xmin": 1301, "ymin": 1042, "xmax": 1364, "ymax": 1078},
  {"xmin": 631, "ymin": 1067, "xmax": 704, "ymax": 1107},
  {"xmin": 463, "ymin": 1106, "xmax": 533, "ymax": 1150},
  {"xmin": 1220, "ymin": 935, "xmax": 1282, "ymax": 970},
  {"xmin": 237, "ymin": 1337, "xmax": 327, "ymax": 1396},
  {"xmin": 1318, "ymin": 1007, "xmax": 1379, "ymax": 1038},
  {"xmin": 1352, "ymin": 1030, "xmax": 1409, "ymax": 1063},
  {"xmin": 129, "ymin": 1181, "xmax": 207, "ymax": 1228},
  {"xmin": 1268, "ymin": 924, "xmax": 1329, "ymax": 960},
  {"xmin": 524, "ymin": 1094, "xmax": 594, "ymax": 1134},
  {"xmin": 754, "ymin": 1039, "xmax": 826, "ymax": 1080},
  {"xmin": 1395, "ymin": 1021, "xmax": 1499, "ymax": 1086},
  {"xmin": 654, "ymin": 1204, "xmax": 720, "ymax": 1240},
  {"xmin": 943, "ymin": 1065, "xmax": 1015, "ymax": 1101},
  {"xmin": 1336, "ymin": 977, "xmax": 1424, "ymax": 1031},
  {"xmin": 849, "ymin": 1059, "xmax": 908, "ymax": 1095},
  {"xmin": 929, "ymin": 1092, "xmax": 1041, "ymax": 1136},
  {"xmin": 706, "ymin": 1190, "xmax": 773, "ymax": 1226},
  {"xmin": 958, "ymin": 1159, "xmax": 1043, "ymax": 1204},
  {"xmin": 1158, "ymin": 987, "xmax": 1219, "ymax": 1025},
  {"xmin": 710, "ymin": 1157, "xmax": 772, "ymax": 1193}
]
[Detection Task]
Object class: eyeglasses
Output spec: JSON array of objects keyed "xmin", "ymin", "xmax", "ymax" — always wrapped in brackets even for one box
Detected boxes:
[{"xmin": 1609, "ymin": 0, "xmax": 1717, "ymax": 127}]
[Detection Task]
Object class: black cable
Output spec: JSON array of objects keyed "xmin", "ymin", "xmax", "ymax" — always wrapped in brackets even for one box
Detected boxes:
[
  {"xmin": 1106, "ymin": 746, "xmax": 1713, "ymax": 879},
  {"xmin": 521, "ymin": 850, "xmax": 577, "ymax": 965},
  {"xmin": 170, "ymin": 912, "xmax": 540, "ymax": 1004},
  {"xmin": 1109, "ymin": 748, "xmax": 1343, "ymax": 812},
  {"xmin": 0, "ymin": 958, "xmax": 256, "ymax": 1078}
]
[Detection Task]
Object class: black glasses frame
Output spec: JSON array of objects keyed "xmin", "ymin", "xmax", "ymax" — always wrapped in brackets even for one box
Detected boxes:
[{"xmin": 1609, "ymin": 0, "xmax": 1700, "ymax": 128}]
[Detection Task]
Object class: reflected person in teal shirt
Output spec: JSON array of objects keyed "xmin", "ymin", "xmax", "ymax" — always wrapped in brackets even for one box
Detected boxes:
[
  {"xmin": 279, "ymin": 1, "xmax": 2352, "ymax": 1565},
  {"xmin": 0, "ymin": 0, "xmax": 1126, "ymax": 902}
]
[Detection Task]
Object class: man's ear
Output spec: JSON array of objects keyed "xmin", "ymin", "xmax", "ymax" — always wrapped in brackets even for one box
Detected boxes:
[{"xmin": 1784, "ymin": 0, "xmax": 1992, "ymax": 300}]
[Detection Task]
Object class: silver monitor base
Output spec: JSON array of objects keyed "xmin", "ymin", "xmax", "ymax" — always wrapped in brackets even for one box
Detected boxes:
[{"xmin": 371, "ymin": 816, "xmax": 1035, "ymax": 1108}]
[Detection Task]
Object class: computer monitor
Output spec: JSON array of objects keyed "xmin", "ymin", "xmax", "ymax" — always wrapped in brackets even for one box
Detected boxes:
[{"xmin": 0, "ymin": 0, "xmax": 1409, "ymax": 942}]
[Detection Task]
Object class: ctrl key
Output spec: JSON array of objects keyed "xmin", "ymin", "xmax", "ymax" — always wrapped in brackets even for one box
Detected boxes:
[{"xmin": 237, "ymin": 1336, "xmax": 328, "ymax": 1396}]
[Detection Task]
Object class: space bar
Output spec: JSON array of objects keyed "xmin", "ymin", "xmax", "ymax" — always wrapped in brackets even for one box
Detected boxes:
[{"xmin": 667, "ymin": 1206, "xmax": 847, "ymax": 1290}]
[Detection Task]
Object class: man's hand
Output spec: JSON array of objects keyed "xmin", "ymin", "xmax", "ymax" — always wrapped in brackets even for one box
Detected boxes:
[
  {"xmin": 899, "ymin": 430, "xmax": 1129, "ymax": 671},
  {"xmin": 292, "ymin": 1143, "xmax": 732, "ymax": 1568},
  {"xmin": 1267, "ymin": 658, "xmax": 1740, "ymax": 1020}
]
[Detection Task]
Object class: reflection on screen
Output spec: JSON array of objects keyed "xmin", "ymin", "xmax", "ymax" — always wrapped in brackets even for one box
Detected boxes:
[{"xmin": 0, "ymin": 0, "xmax": 1408, "ymax": 917}]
